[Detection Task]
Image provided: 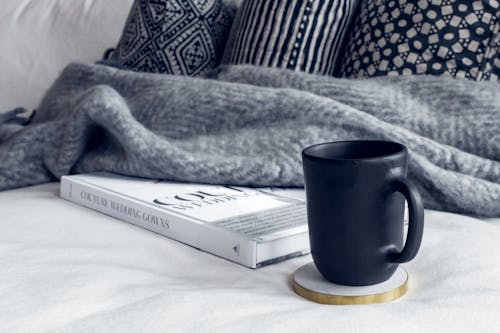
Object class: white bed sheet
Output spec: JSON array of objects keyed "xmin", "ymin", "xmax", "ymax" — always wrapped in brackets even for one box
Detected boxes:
[{"xmin": 1, "ymin": 183, "xmax": 499, "ymax": 332}]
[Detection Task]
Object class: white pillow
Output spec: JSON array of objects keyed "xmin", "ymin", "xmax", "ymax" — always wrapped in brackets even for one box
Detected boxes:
[
  {"xmin": 0, "ymin": 0, "xmax": 134, "ymax": 111},
  {"xmin": 0, "ymin": 0, "xmax": 243, "ymax": 113}
]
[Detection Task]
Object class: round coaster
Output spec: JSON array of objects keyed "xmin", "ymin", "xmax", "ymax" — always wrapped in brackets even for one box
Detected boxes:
[{"xmin": 292, "ymin": 262, "xmax": 408, "ymax": 305}]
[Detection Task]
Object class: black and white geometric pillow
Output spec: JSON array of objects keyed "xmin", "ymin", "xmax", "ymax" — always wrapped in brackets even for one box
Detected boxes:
[
  {"xmin": 110, "ymin": 0, "xmax": 233, "ymax": 76},
  {"xmin": 222, "ymin": 0, "xmax": 358, "ymax": 76},
  {"xmin": 340, "ymin": 0, "xmax": 500, "ymax": 81}
]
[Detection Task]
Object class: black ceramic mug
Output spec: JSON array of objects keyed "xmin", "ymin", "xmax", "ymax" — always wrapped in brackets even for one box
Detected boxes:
[{"xmin": 302, "ymin": 140, "xmax": 424, "ymax": 286}]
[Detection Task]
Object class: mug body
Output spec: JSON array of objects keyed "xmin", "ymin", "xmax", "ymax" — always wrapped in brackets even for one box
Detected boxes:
[{"xmin": 302, "ymin": 140, "xmax": 408, "ymax": 286}]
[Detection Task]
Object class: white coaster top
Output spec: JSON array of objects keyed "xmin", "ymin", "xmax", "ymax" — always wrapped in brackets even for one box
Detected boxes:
[{"xmin": 293, "ymin": 262, "xmax": 408, "ymax": 305}]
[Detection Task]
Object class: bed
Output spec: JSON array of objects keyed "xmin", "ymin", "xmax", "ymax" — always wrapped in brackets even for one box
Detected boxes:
[
  {"xmin": 1, "ymin": 1, "xmax": 500, "ymax": 332},
  {"xmin": 1, "ymin": 184, "xmax": 500, "ymax": 332}
]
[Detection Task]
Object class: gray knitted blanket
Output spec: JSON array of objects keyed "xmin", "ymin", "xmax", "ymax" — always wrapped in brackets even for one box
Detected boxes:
[{"xmin": 1, "ymin": 63, "xmax": 499, "ymax": 216}]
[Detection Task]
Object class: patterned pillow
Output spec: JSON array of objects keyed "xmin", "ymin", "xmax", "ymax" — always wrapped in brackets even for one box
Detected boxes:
[
  {"xmin": 222, "ymin": 0, "xmax": 358, "ymax": 75},
  {"xmin": 110, "ymin": 0, "xmax": 233, "ymax": 76},
  {"xmin": 340, "ymin": 0, "xmax": 500, "ymax": 81}
]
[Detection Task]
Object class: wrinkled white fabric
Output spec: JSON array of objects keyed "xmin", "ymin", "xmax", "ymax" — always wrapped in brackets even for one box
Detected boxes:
[{"xmin": 0, "ymin": 183, "xmax": 499, "ymax": 332}]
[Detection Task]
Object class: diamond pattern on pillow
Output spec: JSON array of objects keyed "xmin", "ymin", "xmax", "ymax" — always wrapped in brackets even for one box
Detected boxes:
[{"xmin": 111, "ymin": 0, "xmax": 233, "ymax": 76}]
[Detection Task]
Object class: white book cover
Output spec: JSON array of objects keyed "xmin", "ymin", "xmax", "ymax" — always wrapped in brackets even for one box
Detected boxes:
[{"xmin": 60, "ymin": 172, "xmax": 310, "ymax": 268}]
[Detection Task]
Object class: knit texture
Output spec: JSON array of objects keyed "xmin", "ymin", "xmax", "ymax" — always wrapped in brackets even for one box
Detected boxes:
[{"xmin": 0, "ymin": 63, "xmax": 499, "ymax": 216}]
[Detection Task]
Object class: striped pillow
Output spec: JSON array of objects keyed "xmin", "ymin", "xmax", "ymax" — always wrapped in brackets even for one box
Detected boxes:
[{"xmin": 222, "ymin": 0, "xmax": 358, "ymax": 75}]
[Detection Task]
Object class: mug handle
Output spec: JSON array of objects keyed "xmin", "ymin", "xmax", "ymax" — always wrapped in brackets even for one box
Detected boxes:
[{"xmin": 387, "ymin": 178, "xmax": 424, "ymax": 263}]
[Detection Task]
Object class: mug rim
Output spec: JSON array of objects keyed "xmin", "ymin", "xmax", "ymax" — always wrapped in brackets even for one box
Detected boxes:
[{"xmin": 302, "ymin": 140, "xmax": 407, "ymax": 162}]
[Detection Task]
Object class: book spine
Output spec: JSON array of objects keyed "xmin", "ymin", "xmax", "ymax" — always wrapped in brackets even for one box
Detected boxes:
[{"xmin": 60, "ymin": 177, "xmax": 257, "ymax": 268}]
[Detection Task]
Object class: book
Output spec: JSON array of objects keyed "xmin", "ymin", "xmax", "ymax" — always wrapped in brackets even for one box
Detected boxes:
[{"xmin": 60, "ymin": 172, "xmax": 310, "ymax": 268}]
